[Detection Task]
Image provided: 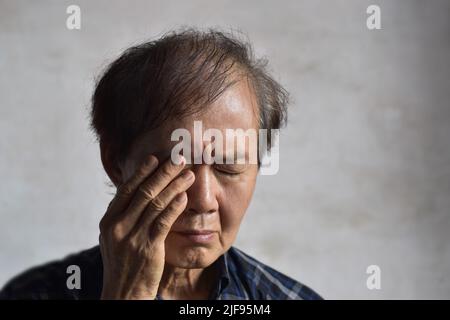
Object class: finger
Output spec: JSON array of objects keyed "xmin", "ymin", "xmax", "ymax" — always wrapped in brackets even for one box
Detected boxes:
[
  {"xmin": 132, "ymin": 170, "xmax": 195, "ymax": 237},
  {"xmin": 101, "ymin": 155, "xmax": 159, "ymax": 225},
  {"xmin": 118, "ymin": 154, "xmax": 186, "ymax": 229},
  {"xmin": 149, "ymin": 192, "xmax": 188, "ymax": 243}
]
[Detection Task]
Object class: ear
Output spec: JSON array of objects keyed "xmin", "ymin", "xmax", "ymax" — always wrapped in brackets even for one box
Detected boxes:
[{"xmin": 100, "ymin": 140, "xmax": 123, "ymax": 188}]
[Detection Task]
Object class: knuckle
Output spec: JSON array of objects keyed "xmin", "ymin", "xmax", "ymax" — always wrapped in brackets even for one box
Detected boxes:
[
  {"xmin": 111, "ymin": 223, "xmax": 125, "ymax": 241},
  {"xmin": 148, "ymin": 197, "xmax": 166, "ymax": 212},
  {"xmin": 125, "ymin": 237, "xmax": 140, "ymax": 252},
  {"xmin": 119, "ymin": 184, "xmax": 134, "ymax": 196},
  {"xmin": 138, "ymin": 185, "xmax": 156, "ymax": 201}
]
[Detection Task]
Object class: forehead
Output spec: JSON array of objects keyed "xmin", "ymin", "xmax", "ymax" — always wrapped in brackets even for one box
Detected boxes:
[
  {"xmin": 202, "ymin": 77, "xmax": 259, "ymax": 131},
  {"xmin": 130, "ymin": 78, "xmax": 259, "ymax": 160}
]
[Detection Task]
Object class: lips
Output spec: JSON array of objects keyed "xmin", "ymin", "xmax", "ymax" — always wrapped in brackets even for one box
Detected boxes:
[
  {"xmin": 178, "ymin": 230, "xmax": 215, "ymax": 235},
  {"xmin": 174, "ymin": 230, "xmax": 216, "ymax": 243}
]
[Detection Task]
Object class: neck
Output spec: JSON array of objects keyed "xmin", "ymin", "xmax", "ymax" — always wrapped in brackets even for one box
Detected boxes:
[{"xmin": 158, "ymin": 263, "xmax": 219, "ymax": 300}]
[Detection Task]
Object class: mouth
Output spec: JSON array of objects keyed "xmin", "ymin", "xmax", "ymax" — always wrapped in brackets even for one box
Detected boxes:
[{"xmin": 173, "ymin": 230, "xmax": 216, "ymax": 243}]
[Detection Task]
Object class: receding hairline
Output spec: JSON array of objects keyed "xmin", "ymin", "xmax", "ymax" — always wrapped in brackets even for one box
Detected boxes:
[{"xmin": 90, "ymin": 28, "xmax": 288, "ymax": 167}]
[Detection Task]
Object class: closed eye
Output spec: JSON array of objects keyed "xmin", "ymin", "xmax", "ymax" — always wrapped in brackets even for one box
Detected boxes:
[{"xmin": 214, "ymin": 165, "xmax": 246, "ymax": 176}]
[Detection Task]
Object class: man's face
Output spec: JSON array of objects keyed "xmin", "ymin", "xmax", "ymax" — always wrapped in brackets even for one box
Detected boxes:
[{"xmin": 119, "ymin": 78, "xmax": 260, "ymax": 269}]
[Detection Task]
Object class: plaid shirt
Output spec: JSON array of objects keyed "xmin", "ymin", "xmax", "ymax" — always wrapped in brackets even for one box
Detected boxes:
[{"xmin": 0, "ymin": 246, "xmax": 322, "ymax": 300}]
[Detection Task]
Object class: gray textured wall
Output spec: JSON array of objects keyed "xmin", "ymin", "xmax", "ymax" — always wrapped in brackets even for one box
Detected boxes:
[{"xmin": 1, "ymin": 0, "xmax": 449, "ymax": 299}]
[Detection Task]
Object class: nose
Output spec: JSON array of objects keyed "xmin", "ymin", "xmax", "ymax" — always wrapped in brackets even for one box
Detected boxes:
[{"xmin": 185, "ymin": 165, "xmax": 218, "ymax": 215}]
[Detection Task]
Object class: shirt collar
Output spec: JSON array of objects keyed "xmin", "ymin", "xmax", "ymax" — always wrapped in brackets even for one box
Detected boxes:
[{"xmin": 212, "ymin": 250, "xmax": 231, "ymax": 298}]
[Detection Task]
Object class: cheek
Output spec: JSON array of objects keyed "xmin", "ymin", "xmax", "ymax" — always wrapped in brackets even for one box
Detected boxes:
[{"xmin": 218, "ymin": 172, "xmax": 257, "ymax": 239}]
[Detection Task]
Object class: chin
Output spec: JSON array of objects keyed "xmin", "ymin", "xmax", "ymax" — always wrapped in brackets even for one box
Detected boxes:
[{"xmin": 165, "ymin": 243, "xmax": 221, "ymax": 269}]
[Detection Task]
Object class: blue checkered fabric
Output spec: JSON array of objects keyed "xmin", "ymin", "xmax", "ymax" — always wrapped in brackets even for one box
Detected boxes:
[{"xmin": 1, "ymin": 246, "xmax": 322, "ymax": 300}]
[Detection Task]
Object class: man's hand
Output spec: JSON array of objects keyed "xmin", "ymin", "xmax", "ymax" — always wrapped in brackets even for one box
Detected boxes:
[{"xmin": 99, "ymin": 154, "xmax": 194, "ymax": 299}]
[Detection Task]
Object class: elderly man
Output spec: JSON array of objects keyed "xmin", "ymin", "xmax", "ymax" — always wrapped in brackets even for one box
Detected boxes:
[{"xmin": 0, "ymin": 29, "xmax": 321, "ymax": 300}]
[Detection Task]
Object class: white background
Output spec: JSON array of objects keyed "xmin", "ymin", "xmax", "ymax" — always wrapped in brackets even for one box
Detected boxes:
[{"xmin": 1, "ymin": 0, "xmax": 449, "ymax": 299}]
